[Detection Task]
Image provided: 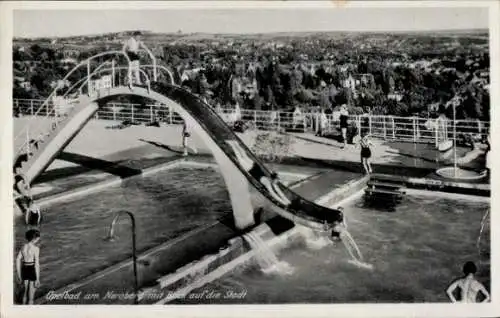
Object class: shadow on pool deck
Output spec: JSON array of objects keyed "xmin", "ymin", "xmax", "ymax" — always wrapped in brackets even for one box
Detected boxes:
[{"xmin": 139, "ymin": 139, "xmax": 186, "ymax": 155}]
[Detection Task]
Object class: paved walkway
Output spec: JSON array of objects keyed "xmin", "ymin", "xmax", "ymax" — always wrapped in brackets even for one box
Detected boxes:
[{"xmin": 14, "ymin": 117, "xmax": 481, "ymax": 176}]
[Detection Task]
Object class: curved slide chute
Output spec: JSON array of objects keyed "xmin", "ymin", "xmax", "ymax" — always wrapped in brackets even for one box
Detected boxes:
[
  {"xmin": 97, "ymin": 82, "xmax": 342, "ymax": 229},
  {"xmin": 14, "ymin": 81, "xmax": 343, "ymax": 230}
]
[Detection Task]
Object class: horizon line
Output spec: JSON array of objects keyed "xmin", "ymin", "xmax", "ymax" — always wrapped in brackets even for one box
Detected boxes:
[{"xmin": 13, "ymin": 27, "xmax": 490, "ymax": 40}]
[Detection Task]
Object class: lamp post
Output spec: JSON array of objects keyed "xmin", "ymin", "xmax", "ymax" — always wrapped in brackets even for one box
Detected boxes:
[
  {"xmin": 453, "ymin": 100, "xmax": 457, "ymax": 177},
  {"xmin": 106, "ymin": 210, "xmax": 139, "ymax": 304}
]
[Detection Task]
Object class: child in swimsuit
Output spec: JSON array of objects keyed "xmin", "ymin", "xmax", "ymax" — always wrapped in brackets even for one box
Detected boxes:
[
  {"xmin": 358, "ymin": 134, "xmax": 373, "ymax": 174},
  {"xmin": 446, "ymin": 261, "xmax": 490, "ymax": 303},
  {"xmin": 226, "ymin": 140, "xmax": 291, "ymax": 207},
  {"xmin": 16, "ymin": 229, "xmax": 41, "ymax": 304}
]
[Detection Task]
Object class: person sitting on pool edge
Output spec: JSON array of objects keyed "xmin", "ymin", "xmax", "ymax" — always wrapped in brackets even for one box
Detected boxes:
[
  {"xmin": 446, "ymin": 261, "xmax": 490, "ymax": 303},
  {"xmin": 226, "ymin": 140, "xmax": 291, "ymax": 207},
  {"xmin": 16, "ymin": 229, "xmax": 41, "ymax": 305}
]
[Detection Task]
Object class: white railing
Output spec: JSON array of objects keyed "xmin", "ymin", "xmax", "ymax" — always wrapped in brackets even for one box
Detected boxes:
[{"xmin": 14, "ymin": 98, "xmax": 490, "ymax": 144}]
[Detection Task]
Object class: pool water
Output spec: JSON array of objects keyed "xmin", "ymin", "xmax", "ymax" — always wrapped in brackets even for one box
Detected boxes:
[
  {"xmin": 13, "ymin": 166, "xmax": 306, "ymax": 299},
  {"xmin": 14, "ymin": 167, "xmax": 233, "ymax": 297},
  {"xmin": 179, "ymin": 193, "xmax": 490, "ymax": 303}
]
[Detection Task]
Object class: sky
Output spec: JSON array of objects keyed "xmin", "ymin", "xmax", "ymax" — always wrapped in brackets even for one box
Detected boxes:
[{"xmin": 13, "ymin": 6, "xmax": 489, "ymax": 38}]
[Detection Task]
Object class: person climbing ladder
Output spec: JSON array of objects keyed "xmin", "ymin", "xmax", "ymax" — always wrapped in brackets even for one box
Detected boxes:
[{"xmin": 226, "ymin": 140, "xmax": 291, "ymax": 207}]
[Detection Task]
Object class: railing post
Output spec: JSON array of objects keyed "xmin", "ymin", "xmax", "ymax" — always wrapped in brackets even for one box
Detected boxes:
[
  {"xmin": 416, "ymin": 118, "xmax": 420, "ymax": 142},
  {"xmin": 87, "ymin": 60, "xmax": 91, "ymax": 96},
  {"xmin": 169, "ymin": 106, "xmax": 173, "ymax": 124},
  {"xmin": 277, "ymin": 111, "xmax": 280, "ymax": 132},
  {"xmin": 391, "ymin": 116, "xmax": 395, "ymax": 139},
  {"xmin": 383, "ymin": 116, "xmax": 387, "ymax": 140},
  {"xmin": 30, "ymin": 100, "xmax": 34, "ymax": 115},
  {"xmin": 435, "ymin": 120, "xmax": 439, "ymax": 148},
  {"xmin": 113, "ymin": 103, "xmax": 116, "ymax": 121},
  {"xmin": 131, "ymin": 104, "xmax": 135, "ymax": 122},
  {"xmin": 412, "ymin": 117, "xmax": 416, "ymax": 142},
  {"xmin": 112, "ymin": 59, "xmax": 115, "ymax": 87},
  {"xmin": 254, "ymin": 110, "xmax": 257, "ymax": 128},
  {"xmin": 368, "ymin": 115, "xmax": 372, "ymax": 136},
  {"xmin": 150, "ymin": 104, "xmax": 153, "ymax": 122}
]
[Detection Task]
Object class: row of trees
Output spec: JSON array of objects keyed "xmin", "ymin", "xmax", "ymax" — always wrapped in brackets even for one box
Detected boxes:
[{"xmin": 13, "ymin": 33, "xmax": 490, "ymax": 120}]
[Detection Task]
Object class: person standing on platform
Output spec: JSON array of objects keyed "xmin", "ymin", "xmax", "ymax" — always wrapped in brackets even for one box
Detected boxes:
[{"xmin": 122, "ymin": 32, "xmax": 147, "ymax": 87}]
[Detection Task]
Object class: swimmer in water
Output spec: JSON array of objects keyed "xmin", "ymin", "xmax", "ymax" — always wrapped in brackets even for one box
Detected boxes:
[
  {"xmin": 16, "ymin": 229, "xmax": 41, "ymax": 304},
  {"xmin": 330, "ymin": 207, "xmax": 347, "ymax": 242},
  {"xmin": 327, "ymin": 208, "xmax": 371, "ymax": 269},
  {"xmin": 446, "ymin": 261, "xmax": 490, "ymax": 303},
  {"xmin": 226, "ymin": 140, "xmax": 291, "ymax": 207}
]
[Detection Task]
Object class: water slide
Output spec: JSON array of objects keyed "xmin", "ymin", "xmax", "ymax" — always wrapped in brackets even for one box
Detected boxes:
[
  {"xmin": 144, "ymin": 82, "xmax": 344, "ymax": 229},
  {"xmin": 14, "ymin": 81, "xmax": 343, "ymax": 229}
]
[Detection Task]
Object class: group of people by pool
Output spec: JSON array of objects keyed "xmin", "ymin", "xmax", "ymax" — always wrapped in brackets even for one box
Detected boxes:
[{"xmin": 16, "ymin": 197, "xmax": 42, "ymax": 305}]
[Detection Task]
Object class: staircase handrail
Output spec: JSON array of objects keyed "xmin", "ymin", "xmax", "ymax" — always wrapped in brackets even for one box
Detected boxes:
[
  {"xmin": 14, "ymin": 51, "xmax": 132, "ymax": 158},
  {"xmin": 14, "ymin": 51, "xmax": 132, "ymax": 144}
]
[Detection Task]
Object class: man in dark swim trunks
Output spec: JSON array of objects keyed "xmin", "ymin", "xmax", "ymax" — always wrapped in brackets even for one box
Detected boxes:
[
  {"xmin": 122, "ymin": 32, "xmax": 147, "ymax": 87},
  {"xmin": 16, "ymin": 229, "xmax": 41, "ymax": 304}
]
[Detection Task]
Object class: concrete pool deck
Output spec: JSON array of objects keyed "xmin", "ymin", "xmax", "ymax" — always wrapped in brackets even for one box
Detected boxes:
[{"xmin": 14, "ymin": 117, "xmax": 487, "ymax": 190}]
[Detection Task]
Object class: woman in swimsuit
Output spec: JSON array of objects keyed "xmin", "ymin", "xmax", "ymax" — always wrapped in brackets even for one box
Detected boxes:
[
  {"xmin": 25, "ymin": 199, "xmax": 42, "ymax": 228},
  {"xmin": 226, "ymin": 140, "xmax": 291, "ymax": 207},
  {"xmin": 358, "ymin": 134, "xmax": 373, "ymax": 174},
  {"xmin": 339, "ymin": 105, "xmax": 349, "ymax": 149},
  {"xmin": 16, "ymin": 229, "xmax": 41, "ymax": 304},
  {"xmin": 446, "ymin": 261, "xmax": 490, "ymax": 303}
]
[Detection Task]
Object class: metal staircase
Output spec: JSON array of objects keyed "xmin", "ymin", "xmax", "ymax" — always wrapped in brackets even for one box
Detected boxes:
[{"xmin": 13, "ymin": 47, "xmax": 171, "ymax": 198}]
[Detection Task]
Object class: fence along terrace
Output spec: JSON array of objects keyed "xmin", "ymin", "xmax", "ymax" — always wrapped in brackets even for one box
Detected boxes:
[{"xmin": 14, "ymin": 98, "xmax": 489, "ymax": 145}]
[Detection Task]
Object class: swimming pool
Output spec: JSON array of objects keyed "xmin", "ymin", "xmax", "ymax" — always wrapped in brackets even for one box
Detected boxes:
[
  {"xmin": 177, "ymin": 192, "xmax": 490, "ymax": 303},
  {"xmin": 15, "ymin": 164, "xmax": 362, "ymax": 301},
  {"xmin": 14, "ymin": 167, "xmax": 238, "ymax": 298}
]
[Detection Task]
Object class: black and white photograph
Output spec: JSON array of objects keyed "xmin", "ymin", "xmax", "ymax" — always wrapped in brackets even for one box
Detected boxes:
[{"xmin": 1, "ymin": 1, "xmax": 499, "ymax": 317}]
